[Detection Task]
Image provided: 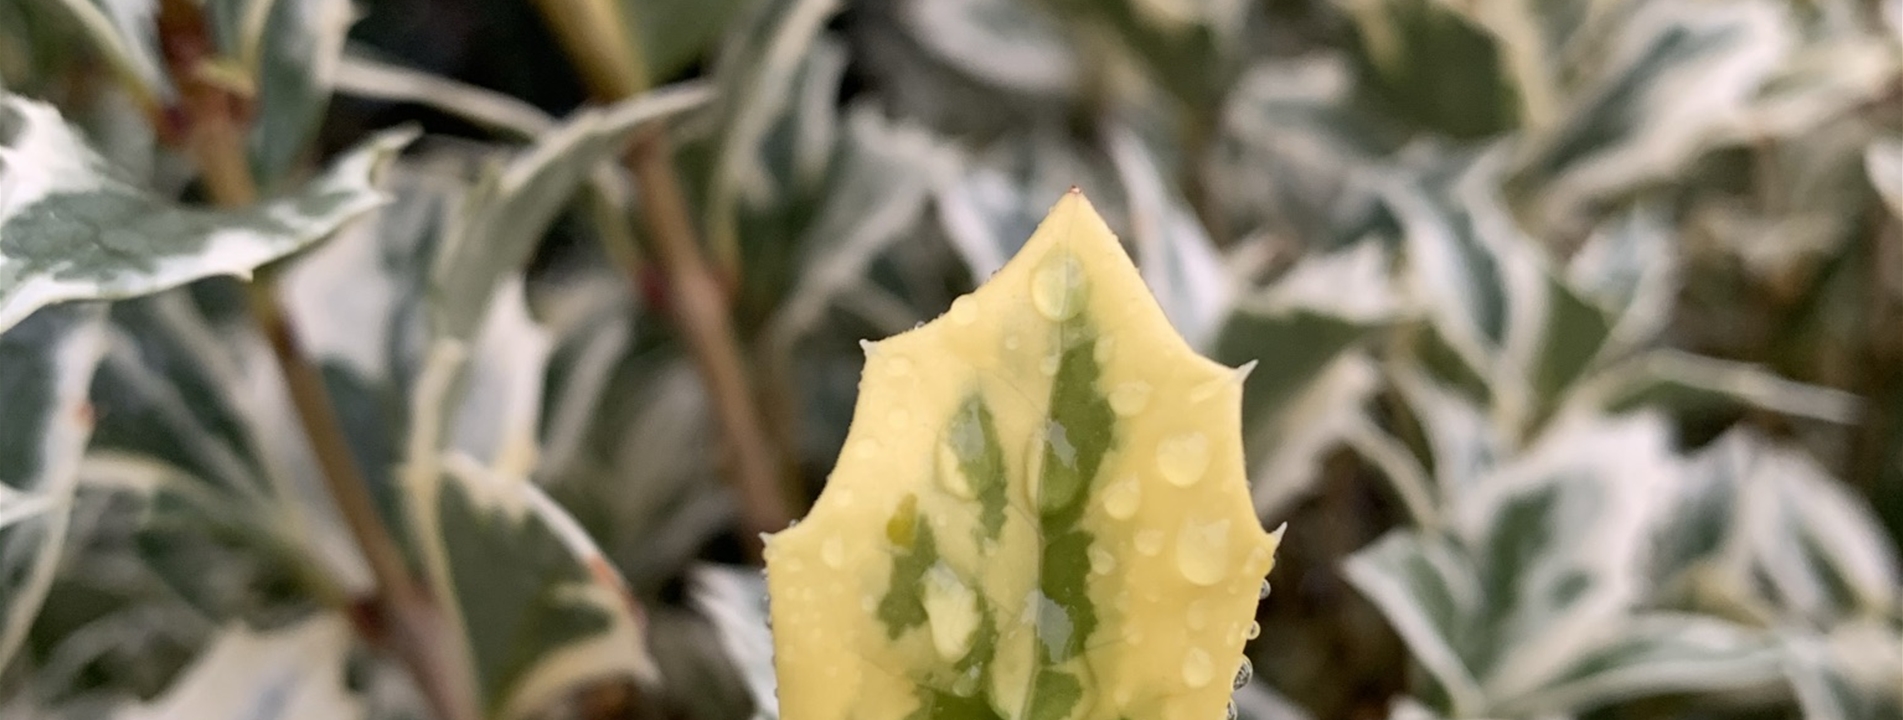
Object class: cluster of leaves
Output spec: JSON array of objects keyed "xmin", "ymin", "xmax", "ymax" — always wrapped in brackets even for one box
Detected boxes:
[{"xmin": 1, "ymin": 0, "xmax": 1900, "ymax": 718}]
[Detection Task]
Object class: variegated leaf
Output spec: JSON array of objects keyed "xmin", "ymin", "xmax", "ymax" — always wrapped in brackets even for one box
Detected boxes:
[
  {"xmin": 1784, "ymin": 622, "xmax": 1903, "ymax": 720},
  {"xmin": 1509, "ymin": 0, "xmax": 1795, "ymax": 228},
  {"xmin": 901, "ymin": 0, "xmax": 1078, "ymax": 96},
  {"xmin": 690, "ymin": 564, "xmax": 779, "ymax": 720},
  {"xmin": 766, "ymin": 192, "xmax": 1281, "ymax": 720},
  {"xmin": 0, "ymin": 305, "xmax": 106, "ymax": 674},
  {"xmin": 702, "ymin": 0, "xmax": 843, "ymax": 272},
  {"xmin": 1213, "ymin": 240, "xmax": 1396, "ymax": 519},
  {"xmin": 387, "ymin": 90, "xmax": 709, "ymax": 719},
  {"xmin": 1345, "ymin": 414, "xmax": 1775, "ymax": 717},
  {"xmin": 0, "ymin": 92, "xmax": 413, "ymax": 334},
  {"xmin": 1867, "ymin": 138, "xmax": 1903, "ymax": 221},
  {"xmin": 115, "ymin": 613, "xmax": 363, "ymax": 720}
]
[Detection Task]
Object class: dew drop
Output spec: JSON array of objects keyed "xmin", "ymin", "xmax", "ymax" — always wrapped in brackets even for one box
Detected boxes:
[
  {"xmin": 949, "ymin": 296, "xmax": 978, "ymax": 325},
  {"xmin": 1004, "ymin": 334, "xmax": 1021, "ymax": 350},
  {"xmin": 1157, "ymin": 432, "xmax": 1211, "ymax": 487},
  {"xmin": 1136, "ymin": 529, "xmax": 1164, "ymax": 556},
  {"xmin": 952, "ymin": 665, "xmax": 982, "ymax": 696},
  {"xmin": 1109, "ymin": 382, "xmax": 1152, "ymax": 416},
  {"xmin": 936, "ymin": 441, "xmax": 976, "ymax": 499},
  {"xmin": 1101, "ymin": 475, "xmax": 1140, "ymax": 520},
  {"xmin": 1258, "ymin": 579, "xmax": 1272, "ymax": 600},
  {"xmin": 1031, "ymin": 252, "xmax": 1087, "ymax": 321},
  {"xmin": 1088, "ymin": 545, "xmax": 1117, "ymax": 575},
  {"xmin": 1182, "ymin": 647, "xmax": 1214, "ymax": 688},
  {"xmin": 1247, "ymin": 621, "xmax": 1261, "ymax": 640},
  {"xmin": 1233, "ymin": 657, "xmax": 1253, "ymax": 690},
  {"xmin": 1176, "ymin": 518, "xmax": 1232, "ymax": 586},
  {"xmin": 861, "ymin": 596, "xmax": 877, "ymax": 612},
  {"xmin": 1225, "ymin": 701, "xmax": 1239, "ymax": 720},
  {"xmin": 1094, "ymin": 336, "xmax": 1117, "ymax": 364},
  {"xmin": 922, "ymin": 563, "xmax": 980, "ymax": 661},
  {"xmin": 821, "ymin": 536, "xmax": 845, "ymax": 568},
  {"xmin": 1040, "ymin": 352, "xmax": 1061, "ymax": 376}
]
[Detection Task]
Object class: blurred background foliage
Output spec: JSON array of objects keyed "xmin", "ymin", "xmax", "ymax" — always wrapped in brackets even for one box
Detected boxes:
[{"xmin": 0, "ymin": 0, "xmax": 1899, "ymax": 719}]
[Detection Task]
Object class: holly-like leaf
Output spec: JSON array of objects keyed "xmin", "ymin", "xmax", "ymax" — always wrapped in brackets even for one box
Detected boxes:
[
  {"xmin": 0, "ymin": 305, "xmax": 105, "ymax": 674},
  {"xmin": 0, "ymin": 92, "xmax": 413, "ymax": 335},
  {"xmin": 114, "ymin": 613, "xmax": 364, "ymax": 720},
  {"xmin": 765, "ymin": 192, "xmax": 1281, "ymax": 720}
]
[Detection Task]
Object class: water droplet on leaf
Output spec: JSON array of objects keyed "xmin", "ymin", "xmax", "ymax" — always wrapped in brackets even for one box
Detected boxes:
[
  {"xmin": 1182, "ymin": 647, "xmax": 1213, "ymax": 688},
  {"xmin": 1177, "ymin": 518, "xmax": 1231, "ymax": 586},
  {"xmin": 1157, "ymin": 432, "xmax": 1210, "ymax": 487},
  {"xmin": 1088, "ymin": 545, "xmax": 1117, "ymax": 575},
  {"xmin": 1031, "ymin": 252, "xmax": 1087, "ymax": 321},
  {"xmin": 1136, "ymin": 529, "xmax": 1164, "ymax": 556},
  {"xmin": 949, "ymin": 295, "xmax": 979, "ymax": 325},
  {"xmin": 1109, "ymin": 382, "xmax": 1152, "ymax": 416},
  {"xmin": 1102, "ymin": 474, "xmax": 1140, "ymax": 519},
  {"xmin": 923, "ymin": 563, "xmax": 980, "ymax": 661}
]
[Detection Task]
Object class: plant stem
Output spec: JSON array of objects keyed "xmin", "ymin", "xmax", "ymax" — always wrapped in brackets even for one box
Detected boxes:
[
  {"xmin": 153, "ymin": 3, "xmax": 477, "ymax": 719},
  {"xmin": 625, "ymin": 128, "xmax": 795, "ymax": 551},
  {"xmin": 531, "ymin": 0, "xmax": 795, "ymax": 557}
]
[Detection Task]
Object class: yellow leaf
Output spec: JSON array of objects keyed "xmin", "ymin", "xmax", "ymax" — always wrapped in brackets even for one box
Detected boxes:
[{"xmin": 766, "ymin": 190, "xmax": 1281, "ymax": 720}]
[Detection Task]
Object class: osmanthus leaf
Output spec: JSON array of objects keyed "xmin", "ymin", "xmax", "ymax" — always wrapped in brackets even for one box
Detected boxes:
[
  {"xmin": 1214, "ymin": 241, "xmax": 1397, "ymax": 520},
  {"xmin": 114, "ymin": 613, "xmax": 363, "ymax": 720},
  {"xmin": 900, "ymin": 0, "xmax": 1078, "ymax": 96},
  {"xmin": 241, "ymin": 0, "xmax": 354, "ymax": 186},
  {"xmin": 1783, "ymin": 621, "xmax": 1903, "ymax": 720},
  {"xmin": 428, "ymin": 80, "xmax": 712, "ymax": 343},
  {"xmin": 1346, "ymin": 413, "xmax": 1715, "ymax": 718},
  {"xmin": 1340, "ymin": 531, "xmax": 1487, "ymax": 716},
  {"xmin": 384, "ymin": 88, "xmax": 707, "ymax": 719},
  {"xmin": 431, "ymin": 459, "xmax": 656, "ymax": 720},
  {"xmin": 1104, "ymin": 125, "xmax": 1231, "ymax": 352},
  {"xmin": 1039, "ymin": 0, "xmax": 1248, "ymax": 111},
  {"xmin": 689, "ymin": 564, "xmax": 780, "ymax": 720},
  {"xmin": 701, "ymin": 0, "xmax": 843, "ymax": 271},
  {"xmin": 1666, "ymin": 430, "xmax": 1900, "ymax": 626},
  {"xmin": 1213, "ymin": 55, "xmax": 1390, "ymax": 247},
  {"xmin": 765, "ymin": 192, "xmax": 1282, "ymax": 720},
  {"xmin": 1335, "ymin": 0, "xmax": 1519, "ymax": 139},
  {"xmin": 35, "ymin": 0, "xmax": 169, "ymax": 107},
  {"xmin": 1508, "ymin": 0, "xmax": 1795, "ymax": 228},
  {"xmin": 1866, "ymin": 138, "xmax": 1903, "ymax": 221},
  {"xmin": 1587, "ymin": 350, "xmax": 1861, "ymax": 426},
  {"xmin": 1380, "ymin": 147, "xmax": 1617, "ymax": 430},
  {"xmin": 0, "ymin": 305, "xmax": 106, "ymax": 674},
  {"xmin": 0, "ymin": 92, "xmax": 414, "ymax": 335},
  {"xmin": 1500, "ymin": 613, "xmax": 1781, "ymax": 715}
]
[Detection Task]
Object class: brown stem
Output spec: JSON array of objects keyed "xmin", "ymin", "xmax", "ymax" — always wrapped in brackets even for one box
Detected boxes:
[
  {"xmin": 530, "ymin": 0, "xmax": 795, "ymax": 557},
  {"xmin": 625, "ymin": 128, "xmax": 795, "ymax": 553},
  {"xmin": 153, "ymin": 3, "xmax": 477, "ymax": 719}
]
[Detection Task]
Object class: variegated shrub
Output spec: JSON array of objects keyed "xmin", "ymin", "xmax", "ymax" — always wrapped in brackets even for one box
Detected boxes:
[{"xmin": 765, "ymin": 192, "xmax": 1281, "ymax": 720}]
